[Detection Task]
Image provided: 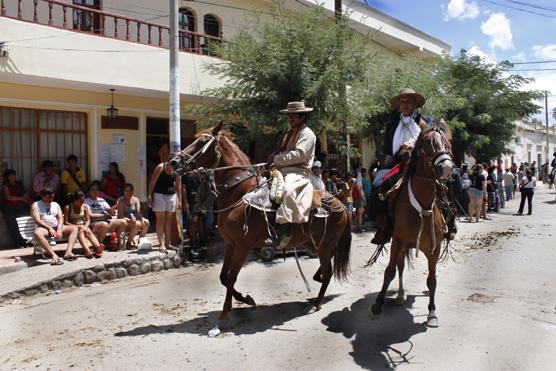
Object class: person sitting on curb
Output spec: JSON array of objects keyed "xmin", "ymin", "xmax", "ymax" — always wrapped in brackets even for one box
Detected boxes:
[
  {"xmin": 64, "ymin": 191, "xmax": 105, "ymax": 259},
  {"xmin": 117, "ymin": 183, "xmax": 150, "ymax": 249},
  {"xmin": 31, "ymin": 187, "xmax": 78, "ymax": 265},
  {"xmin": 85, "ymin": 181, "xmax": 127, "ymax": 249}
]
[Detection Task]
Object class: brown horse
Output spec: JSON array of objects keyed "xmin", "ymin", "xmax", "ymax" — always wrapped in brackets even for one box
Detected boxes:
[
  {"xmin": 170, "ymin": 122, "xmax": 351, "ymax": 323},
  {"xmin": 368, "ymin": 121, "xmax": 454, "ymax": 328}
]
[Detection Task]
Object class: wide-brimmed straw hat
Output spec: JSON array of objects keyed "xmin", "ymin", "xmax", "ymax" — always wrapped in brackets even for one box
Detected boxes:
[
  {"xmin": 280, "ymin": 101, "xmax": 314, "ymax": 114},
  {"xmin": 389, "ymin": 88, "xmax": 426, "ymax": 109}
]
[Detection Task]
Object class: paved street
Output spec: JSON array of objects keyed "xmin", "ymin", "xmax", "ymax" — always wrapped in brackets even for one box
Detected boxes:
[{"xmin": 1, "ymin": 187, "xmax": 555, "ymax": 370}]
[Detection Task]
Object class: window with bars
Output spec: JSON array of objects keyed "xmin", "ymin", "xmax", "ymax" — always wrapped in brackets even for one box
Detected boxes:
[{"xmin": 0, "ymin": 106, "xmax": 88, "ymax": 192}]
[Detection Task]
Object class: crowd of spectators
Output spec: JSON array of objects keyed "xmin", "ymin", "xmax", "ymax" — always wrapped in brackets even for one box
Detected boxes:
[
  {"xmin": 2, "ymin": 151, "xmax": 554, "ymax": 265},
  {"xmin": 0, "ymin": 155, "xmax": 152, "ymax": 265},
  {"xmin": 453, "ymin": 159, "xmax": 542, "ymax": 220},
  {"xmin": 307, "ymin": 161, "xmax": 375, "ymax": 233}
]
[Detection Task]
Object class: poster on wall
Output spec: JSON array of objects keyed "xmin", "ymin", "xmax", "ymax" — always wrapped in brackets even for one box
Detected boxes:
[
  {"xmin": 136, "ymin": 145, "xmax": 146, "ymax": 173},
  {"xmin": 99, "ymin": 143, "xmax": 126, "ymax": 174}
]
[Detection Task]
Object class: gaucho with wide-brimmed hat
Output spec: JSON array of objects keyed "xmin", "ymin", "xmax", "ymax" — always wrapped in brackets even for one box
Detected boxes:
[
  {"xmin": 370, "ymin": 88, "xmax": 429, "ymax": 245},
  {"xmin": 270, "ymin": 101, "xmax": 317, "ymax": 248}
]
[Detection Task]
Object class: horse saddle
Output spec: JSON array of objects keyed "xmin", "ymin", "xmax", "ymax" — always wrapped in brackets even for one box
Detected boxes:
[{"xmin": 242, "ymin": 180, "xmax": 330, "ymax": 218}]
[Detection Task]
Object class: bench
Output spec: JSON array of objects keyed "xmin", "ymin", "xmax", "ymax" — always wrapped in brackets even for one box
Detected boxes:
[{"xmin": 16, "ymin": 216, "xmax": 47, "ymax": 258}]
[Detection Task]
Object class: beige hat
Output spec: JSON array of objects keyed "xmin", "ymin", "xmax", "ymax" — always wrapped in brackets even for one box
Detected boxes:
[
  {"xmin": 280, "ymin": 101, "xmax": 314, "ymax": 114},
  {"xmin": 389, "ymin": 88, "xmax": 426, "ymax": 109}
]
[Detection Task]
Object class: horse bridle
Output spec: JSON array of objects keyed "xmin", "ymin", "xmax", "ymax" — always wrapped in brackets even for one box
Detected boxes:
[
  {"xmin": 173, "ymin": 133, "xmax": 222, "ymax": 173},
  {"xmin": 420, "ymin": 127, "xmax": 452, "ymax": 182}
]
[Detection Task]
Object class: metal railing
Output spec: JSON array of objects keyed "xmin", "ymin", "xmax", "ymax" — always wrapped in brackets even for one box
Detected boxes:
[{"xmin": 0, "ymin": 0, "xmax": 223, "ymax": 55}]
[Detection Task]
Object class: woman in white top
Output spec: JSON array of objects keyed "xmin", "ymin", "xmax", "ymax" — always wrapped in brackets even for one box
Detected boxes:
[
  {"xmin": 31, "ymin": 187, "xmax": 79, "ymax": 265},
  {"xmin": 517, "ymin": 170, "xmax": 536, "ymax": 215}
]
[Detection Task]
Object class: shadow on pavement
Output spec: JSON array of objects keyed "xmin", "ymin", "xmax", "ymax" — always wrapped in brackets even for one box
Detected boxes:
[
  {"xmin": 321, "ymin": 293, "xmax": 428, "ymax": 370},
  {"xmin": 115, "ymin": 294, "xmax": 340, "ymax": 338}
]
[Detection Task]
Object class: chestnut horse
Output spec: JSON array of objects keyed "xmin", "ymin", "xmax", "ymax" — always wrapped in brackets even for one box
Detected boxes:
[
  {"xmin": 368, "ymin": 121, "xmax": 454, "ymax": 328},
  {"xmin": 170, "ymin": 122, "xmax": 351, "ymax": 322}
]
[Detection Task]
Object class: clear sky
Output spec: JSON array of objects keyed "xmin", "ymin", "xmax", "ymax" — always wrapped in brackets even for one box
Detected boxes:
[{"xmin": 360, "ymin": 0, "xmax": 556, "ymax": 124}]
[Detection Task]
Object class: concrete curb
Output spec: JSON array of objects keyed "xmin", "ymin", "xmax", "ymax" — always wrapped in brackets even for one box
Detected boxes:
[{"xmin": 0, "ymin": 251, "xmax": 184, "ymax": 305}]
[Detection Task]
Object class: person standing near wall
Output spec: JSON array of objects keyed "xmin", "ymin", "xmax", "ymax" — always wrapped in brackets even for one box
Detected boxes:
[
  {"xmin": 61, "ymin": 155, "xmax": 86, "ymax": 206},
  {"xmin": 517, "ymin": 170, "xmax": 536, "ymax": 215},
  {"xmin": 467, "ymin": 164, "xmax": 487, "ymax": 223},
  {"xmin": 503, "ymin": 169, "xmax": 515, "ymax": 201},
  {"xmin": 148, "ymin": 161, "xmax": 181, "ymax": 252}
]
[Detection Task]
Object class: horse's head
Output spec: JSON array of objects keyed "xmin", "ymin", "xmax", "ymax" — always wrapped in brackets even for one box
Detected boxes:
[
  {"xmin": 412, "ymin": 120, "xmax": 453, "ymax": 181},
  {"xmin": 169, "ymin": 121, "xmax": 223, "ymax": 175}
]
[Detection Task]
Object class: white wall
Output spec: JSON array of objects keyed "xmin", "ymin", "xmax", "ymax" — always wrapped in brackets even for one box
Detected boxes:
[{"xmin": 0, "ymin": 17, "xmax": 224, "ymax": 97}]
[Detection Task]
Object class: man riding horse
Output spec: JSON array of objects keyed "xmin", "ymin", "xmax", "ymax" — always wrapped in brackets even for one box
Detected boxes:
[
  {"xmin": 371, "ymin": 88, "xmax": 428, "ymax": 245},
  {"xmin": 269, "ymin": 101, "xmax": 317, "ymax": 248}
]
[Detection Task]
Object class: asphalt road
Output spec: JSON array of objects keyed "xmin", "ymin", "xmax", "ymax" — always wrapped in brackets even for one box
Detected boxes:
[{"xmin": 1, "ymin": 187, "xmax": 555, "ymax": 370}]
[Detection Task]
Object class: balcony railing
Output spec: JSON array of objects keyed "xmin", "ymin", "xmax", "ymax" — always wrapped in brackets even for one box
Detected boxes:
[{"xmin": 0, "ymin": 0, "xmax": 223, "ymax": 56}]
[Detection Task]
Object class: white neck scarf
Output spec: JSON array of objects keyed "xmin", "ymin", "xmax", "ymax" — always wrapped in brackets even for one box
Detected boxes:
[{"xmin": 392, "ymin": 113, "xmax": 421, "ymax": 155}]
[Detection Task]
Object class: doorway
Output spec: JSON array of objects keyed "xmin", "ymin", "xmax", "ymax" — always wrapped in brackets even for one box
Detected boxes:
[
  {"xmin": 72, "ymin": 0, "xmax": 101, "ymax": 33},
  {"xmin": 146, "ymin": 117, "xmax": 196, "ymax": 183}
]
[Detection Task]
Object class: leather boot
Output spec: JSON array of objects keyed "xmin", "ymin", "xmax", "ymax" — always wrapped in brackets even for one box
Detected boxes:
[{"xmin": 272, "ymin": 223, "xmax": 292, "ymax": 248}]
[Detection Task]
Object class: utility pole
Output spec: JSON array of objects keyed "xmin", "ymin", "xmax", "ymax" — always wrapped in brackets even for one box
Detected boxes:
[
  {"xmin": 169, "ymin": 0, "xmax": 180, "ymax": 154},
  {"xmin": 169, "ymin": 0, "xmax": 183, "ymax": 254},
  {"xmin": 335, "ymin": 0, "xmax": 350, "ymax": 172},
  {"xmin": 546, "ymin": 90, "xmax": 549, "ymax": 164}
]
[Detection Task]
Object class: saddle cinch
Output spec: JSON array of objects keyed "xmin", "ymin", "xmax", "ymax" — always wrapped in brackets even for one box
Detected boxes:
[{"xmin": 242, "ymin": 171, "xmax": 338, "ymax": 217}]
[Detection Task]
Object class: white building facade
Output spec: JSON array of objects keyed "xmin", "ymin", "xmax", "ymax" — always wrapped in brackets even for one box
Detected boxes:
[{"xmin": 500, "ymin": 121, "xmax": 556, "ymax": 169}]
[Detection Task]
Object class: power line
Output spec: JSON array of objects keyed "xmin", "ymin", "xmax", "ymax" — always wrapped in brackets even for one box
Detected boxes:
[
  {"xmin": 479, "ymin": 0, "xmax": 556, "ymax": 17},
  {"xmin": 512, "ymin": 68, "xmax": 556, "ymax": 71},
  {"xmin": 510, "ymin": 60, "xmax": 556, "ymax": 65},
  {"xmin": 499, "ymin": 0, "xmax": 556, "ymax": 12}
]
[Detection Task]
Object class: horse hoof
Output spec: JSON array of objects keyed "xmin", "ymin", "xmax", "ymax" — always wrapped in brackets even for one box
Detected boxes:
[
  {"xmin": 368, "ymin": 309, "xmax": 380, "ymax": 321},
  {"xmin": 394, "ymin": 295, "xmax": 406, "ymax": 306},
  {"xmin": 245, "ymin": 295, "xmax": 256, "ymax": 307},
  {"xmin": 427, "ymin": 315, "xmax": 439, "ymax": 328},
  {"xmin": 208, "ymin": 326, "xmax": 221, "ymax": 337}
]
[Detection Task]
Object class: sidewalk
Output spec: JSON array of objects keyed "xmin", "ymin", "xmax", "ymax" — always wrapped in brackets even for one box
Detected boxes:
[{"xmin": 0, "ymin": 233, "xmax": 187, "ymax": 304}]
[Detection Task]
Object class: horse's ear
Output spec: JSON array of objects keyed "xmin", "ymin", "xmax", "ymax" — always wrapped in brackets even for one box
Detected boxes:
[{"xmin": 211, "ymin": 121, "xmax": 224, "ymax": 136}]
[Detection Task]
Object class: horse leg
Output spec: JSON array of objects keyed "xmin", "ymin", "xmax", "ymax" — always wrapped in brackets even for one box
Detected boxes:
[
  {"xmin": 369, "ymin": 241, "xmax": 401, "ymax": 319},
  {"xmin": 219, "ymin": 245, "xmax": 233, "ymax": 287},
  {"xmin": 220, "ymin": 246, "xmax": 252, "ymax": 321},
  {"xmin": 313, "ymin": 251, "xmax": 332, "ymax": 311},
  {"xmin": 394, "ymin": 249, "xmax": 406, "ymax": 306},
  {"xmin": 426, "ymin": 249, "xmax": 440, "ymax": 328},
  {"xmin": 312, "ymin": 267, "xmax": 323, "ymax": 283}
]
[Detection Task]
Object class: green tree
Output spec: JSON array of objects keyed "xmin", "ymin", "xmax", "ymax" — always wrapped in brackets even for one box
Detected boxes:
[
  {"xmin": 441, "ymin": 51, "xmax": 543, "ymax": 163},
  {"xmin": 186, "ymin": 0, "xmax": 373, "ymax": 155}
]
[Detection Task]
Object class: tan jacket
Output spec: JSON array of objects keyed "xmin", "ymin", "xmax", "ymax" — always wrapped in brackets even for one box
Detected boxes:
[{"xmin": 273, "ymin": 125, "xmax": 316, "ymax": 176}]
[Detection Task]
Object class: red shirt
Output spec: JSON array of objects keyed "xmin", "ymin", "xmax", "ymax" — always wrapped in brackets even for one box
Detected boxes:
[
  {"xmin": 103, "ymin": 174, "xmax": 124, "ymax": 198},
  {"xmin": 3, "ymin": 182, "xmax": 26, "ymax": 207},
  {"xmin": 352, "ymin": 182, "xmax": 364, "ymax": 201}
]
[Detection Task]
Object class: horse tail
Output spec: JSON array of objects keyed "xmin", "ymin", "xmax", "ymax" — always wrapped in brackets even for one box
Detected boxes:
[{"xmin": 333, "ymin": 209, "xmax": 352, "ymax": 281}]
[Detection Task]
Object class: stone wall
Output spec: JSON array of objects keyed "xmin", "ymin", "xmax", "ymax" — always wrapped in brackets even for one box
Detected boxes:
[{"xmin": 0, "ymin": 251, "xmax": 184, "ymax": 304}]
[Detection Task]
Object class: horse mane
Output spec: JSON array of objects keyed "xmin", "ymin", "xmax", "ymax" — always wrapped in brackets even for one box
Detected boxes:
[
  {"xmin": 405, "ymin": 119, "xmax": 452, "ymax": 178},
  {"xmin": 196, "ymin": 127, "xmax": 252, "ymax": 166}
]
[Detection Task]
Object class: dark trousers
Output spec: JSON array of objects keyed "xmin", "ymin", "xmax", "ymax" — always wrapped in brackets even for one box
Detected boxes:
[
  {"xmin": 518, "ymin": 188, "xmax": 534, "ymax": 215},
  {"xmin": 1, "ymin": 205, "xmax": 28, "ymax": 248}
]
